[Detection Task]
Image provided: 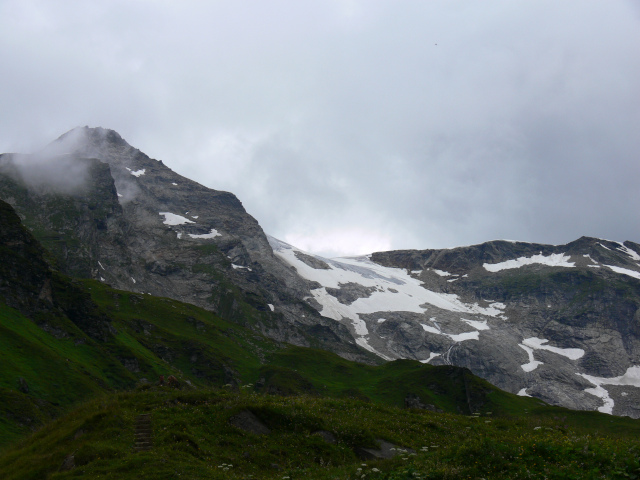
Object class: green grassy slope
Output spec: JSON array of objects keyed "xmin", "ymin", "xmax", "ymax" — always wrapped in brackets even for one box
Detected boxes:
[
  {"xmin": 4, "ymin": 197, "xmax": 640, "ymax": 478},
  {"xmin": 2, "ymin": 388, "xmax": 640, "ymax": 480},
  {"xmin": 259, "ymin": 346, "xmax": 543, "ymax": 415},
  {"xmin": 0, "ymin": 279, "xmax": 279, "ymax": 449},
  {"xmin": 0, "ymin": 279, "xmax": 541, "ymax": 449}
]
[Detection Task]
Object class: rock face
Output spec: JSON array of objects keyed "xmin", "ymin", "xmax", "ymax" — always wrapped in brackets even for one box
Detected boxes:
[
  {"xmin": 2, "ymin": 127, "xmax": 640, "ymax": 418},
  {"xmin": 272, "ymin": 236, "xmax": 640, "ymax": 418},
  {"xmin": 0, "ymin": 198, "xmax": 114, "ymax": 342},
  {"xmin": 0, "ymin": 127, "xmax": 368, "ymax": 362}
]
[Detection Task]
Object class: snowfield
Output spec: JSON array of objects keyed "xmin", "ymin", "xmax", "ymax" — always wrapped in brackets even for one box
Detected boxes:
[
  {"xmin": 483, "ymin": 253, "xmax": 575, "ymax": 272},
  {"xmin": 270, "ymin": 236, "xmax": 506, "ymax": 357},
  {"xmin": 270, "ymin": 238, "xmax": 507, "ymax": 322}
]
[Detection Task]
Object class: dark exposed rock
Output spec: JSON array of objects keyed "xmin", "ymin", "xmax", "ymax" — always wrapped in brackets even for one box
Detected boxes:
[
  {"xmin": 118, "ymin": 357, "xmax": 141, "ymax": 373},
  {"xmin": 0, "ymin": 199, "xmax": 114, "ymax": 342},
  {"xmin": 294, "ymin": 250, "xmax": 330, "ymax": 269},
  {"xmin": 17, "ymin": 377, "xmax": 29, "ymax": 394},
  {"xmin": 313, "ymin": 430, "xmax": 337, "ymax": 444},
  {"xmin": 326, "ymin": 282, "xmax": 377, "ymax": 305},
  {"xmin": 229, "ymin": 410, "xmax": 271, "ymax": 435},
  {"xmin": 59, "ymin": 454, "xmax": 75, "ymax": 471},
  {"xmin": 404, "ymin": 393, "xmax": 442, "ymax": 412}
]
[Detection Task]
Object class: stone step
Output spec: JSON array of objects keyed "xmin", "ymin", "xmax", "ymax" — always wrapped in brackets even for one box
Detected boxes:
[{"xmin": 133, "ymin": 414, "xmax": 153, "ymax": 452}]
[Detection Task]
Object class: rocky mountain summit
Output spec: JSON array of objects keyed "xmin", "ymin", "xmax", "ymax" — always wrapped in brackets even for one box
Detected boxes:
[{"xmin": 1, "ymin": 127, "xmax": 639, "ymax": 417}]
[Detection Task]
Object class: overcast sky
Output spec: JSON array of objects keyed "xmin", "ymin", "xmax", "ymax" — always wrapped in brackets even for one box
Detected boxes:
[{"xmin": 1, "ymin": 1, "xmax": 639, "ymax": 257}]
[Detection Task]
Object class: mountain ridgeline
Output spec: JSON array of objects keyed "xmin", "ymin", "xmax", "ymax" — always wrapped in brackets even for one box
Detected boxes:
[{"xmin": 1, "ymin": 126, "xmax": 640, "ymax": 422}]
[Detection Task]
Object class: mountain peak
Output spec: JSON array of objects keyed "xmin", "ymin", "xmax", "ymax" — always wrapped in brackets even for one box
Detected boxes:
[
  {"xmin": 54, "ymin": 126, "xmax": 128, "ymax": 147},
  {"xmin": 44, "ymin": 126, "xmax": 136, "ymax": 162}
]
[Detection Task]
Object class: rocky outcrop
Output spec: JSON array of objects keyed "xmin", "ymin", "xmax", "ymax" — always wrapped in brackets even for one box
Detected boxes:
[{"xmin": 0, "ymin": 199, "xmax": 114, "ymax": 342}]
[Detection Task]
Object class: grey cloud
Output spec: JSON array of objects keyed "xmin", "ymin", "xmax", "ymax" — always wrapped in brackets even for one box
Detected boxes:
[{"xmin": 0, "ymin": 0, "xmax": 639, "ymax": 256}]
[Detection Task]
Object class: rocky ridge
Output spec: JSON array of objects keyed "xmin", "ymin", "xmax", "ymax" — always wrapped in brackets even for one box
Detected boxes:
[{"xmin": 271, "ymin": 236, "xmax": 640, "ymax": 417}]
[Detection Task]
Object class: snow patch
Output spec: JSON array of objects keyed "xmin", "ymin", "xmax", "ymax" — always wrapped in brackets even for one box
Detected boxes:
[
  {"xmin": 129, "ymin": 168, "xmax": 146, "ymax": 177},
  {"xmin": 420, "ymin": 352, "xmax": 441, "ymax": 364},
  {"xmin": 461, "ymin": 318, "xmax": 490, "ymax": 331},
  {"xmin": 176, "ymin": 232, "xmax": 182, "ymax": 239},
  {"xmin": 159, "ymin": 212, "xmax": 195, "ymax": 226},
  {"xmin": 517, "ymin": 388, "xmax": 532, "ymax": 397},
  {"xmin": 98, "ymin": 261, "xmax": 105, "ymax": 271},
  {"xmin": 188, "ymin": 229, "xmax": 221, "ymax": 239},
  {"xmin": 377, "ymin": 318, "xmax": 387, "ymax": 323},
  {"xmin": 576, "ymin": 365, "xmax": 640, "ymax": 415},
  {"xmin": 603, "ymin": 265, "xmax": 640, "ymax": 280},
  {"xmin": 617, "ymin": 243, "xmax": 640, "ymax": 261},
  {"xmin": 584, "ymin": 386, "xmax": 615, "ymax": 414},
  {"xmin": 448, "ymin": 331, "xmax": 479, "ymax": 342},
  {"xmin": 484, "ymin": 253, "xmax": 575, "ymax": 272},
  {"xmin": 518, "ymin": 344, "xmax": 543, "ymax": 372},
  {"xmin": 172, "ymin": 182, "xmax": 178, "ymax": 185},
  {"xmin": 232, "ymin": 264, "xmax": 252, "ymax": 271},
  {"xmin": 580, "ymin": 366, "xmax": 640, "ymax": 389},
  {"xmin": 522, "ymin": 337, "xmax": 585, "ymax": 360},
  {"xmin": 433, "ymin": 269, "xmax": 452, "ymax": 277},
  {"xmin": 421, "ymin": 323, "xmax": 441, "ymax": 335},
  {"xmin": 352, "ymin": 318, "xmax": 369, "ymax": 336},
  {"xmin": 131, "ymin": 277, "xmax": 136, "ymax": 284},
  {"xmin": 268, "ymin": 304, "xmax": 274, "ymax": 312}
]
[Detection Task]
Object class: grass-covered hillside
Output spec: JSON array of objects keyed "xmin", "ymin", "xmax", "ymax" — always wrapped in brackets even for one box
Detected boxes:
[
  {"xmin": 3, "ymin": 197, "xmax": 640, "ymax": 479},
  {"xmin": 2, "ymin": 387, "xmax": 640, "ymax": 479},
  {"xmin": 0, "ymin": 274, "xmax": 540, "ymax": 449},
  {"xmin": 0, "ymin": 279, "xmax": 276, "ymax": 448}
]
